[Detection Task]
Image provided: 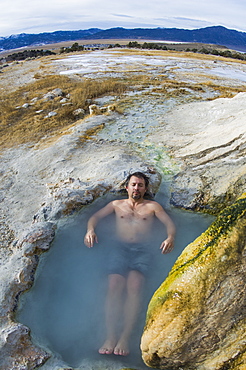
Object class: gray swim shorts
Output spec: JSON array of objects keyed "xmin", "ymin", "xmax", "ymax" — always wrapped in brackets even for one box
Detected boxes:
[{"xmin": 107, "ymin": 241, "xmax": 152, "ymax": 277}]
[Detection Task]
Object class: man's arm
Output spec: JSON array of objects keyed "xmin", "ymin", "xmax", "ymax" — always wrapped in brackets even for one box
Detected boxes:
[
  {"xmin": 154, "ymin": 202, "xmax": 176, "ymax": 254},
  {"xmin": 84, "ymin": 201, "xmax": 115, "ymax": 248}
]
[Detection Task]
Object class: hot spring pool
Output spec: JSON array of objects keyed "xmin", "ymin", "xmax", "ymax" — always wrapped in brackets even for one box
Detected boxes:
[{"xmin": 16, "ymin": 189, "xmax": 214, "ymax": 369}]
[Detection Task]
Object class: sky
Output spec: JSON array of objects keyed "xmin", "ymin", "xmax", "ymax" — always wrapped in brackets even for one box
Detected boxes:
[{"xmin": 1, "ymin": 0, "xmax": 246, "ymax": 38}]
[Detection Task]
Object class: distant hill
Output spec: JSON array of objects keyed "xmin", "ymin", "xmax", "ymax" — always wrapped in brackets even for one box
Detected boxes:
[
  {"xmin": 0, "ymin": 29, "xmax": 100, "ymax": 51},
  {"xmin": 89, "ymin": 26, "xmax": 246, "ymax": 52},
  {"xmin": 1, "ymin": 26, "xmax": 246, "ymax": 52}
]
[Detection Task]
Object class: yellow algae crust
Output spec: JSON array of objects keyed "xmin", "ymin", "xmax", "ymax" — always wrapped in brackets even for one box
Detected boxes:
[
  {"xmin": 146, "ymin": 194, "xmax": 246, "ymax": 320},
  {"xmin": 141, "ymin": 194, "xmax": 246, "ymax": 370}
]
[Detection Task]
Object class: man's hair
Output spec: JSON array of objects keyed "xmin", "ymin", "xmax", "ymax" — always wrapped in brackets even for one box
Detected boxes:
[{"xmin": 125, "ymin": 172, "xmax": 149, "ymax": 188}]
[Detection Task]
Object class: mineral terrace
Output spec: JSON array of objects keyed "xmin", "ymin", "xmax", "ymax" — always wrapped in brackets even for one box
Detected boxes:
[{"xmin": 0, "ymin": 48, "xmax": 246, "ymax": 370}]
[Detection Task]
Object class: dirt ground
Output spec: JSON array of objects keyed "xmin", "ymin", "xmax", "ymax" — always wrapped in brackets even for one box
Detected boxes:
[{"xmin": 0, "ymin": 38, "xmax": 229, "ymax": 58}]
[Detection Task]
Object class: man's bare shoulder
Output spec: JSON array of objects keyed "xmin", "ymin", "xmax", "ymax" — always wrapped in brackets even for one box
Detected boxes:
[
  {"xmin": 145, "ymin": 200, "xmax": 165, "ymax": 210},
  {"xmin": 144, "ymin": 199, "xmax": 160, "ymax": 205}
]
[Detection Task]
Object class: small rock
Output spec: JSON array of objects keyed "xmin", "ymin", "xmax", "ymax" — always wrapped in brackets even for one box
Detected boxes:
[
  {"xmin": 43, "ymin": 92, "xmax": 55, "ymax": 101},
  {"xmin": 73, "ymin": 108, "xmax": 85, "ymax": 118},
  {"xmin": 51, "ymin": 88, "xmax": 64, "ymax": 97},
  {"xmin": 45, "ymin": 111, "xmax": 57, "ymax": 118},
  {"xmin": 89, "ymin": 104, "xmax": 101, "ymax": 115},
  {"xmin": 60, "ymin": 98, "xmax": 68, "ymax": 103},
  {"xmin": 107, "ymin": 104, "xmax": 116, "ymax": 112},
  {"xmin": 61, "ymin": 102, "xmax": 73, "ymax": 106},
  {"xmin": 100, "ymin": 107, "xmax": 108, "ymax": 113}
]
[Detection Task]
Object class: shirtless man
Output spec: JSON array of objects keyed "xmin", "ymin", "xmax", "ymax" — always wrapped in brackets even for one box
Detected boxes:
[{"xmin": 84, "ymin": 172, "xmax": 175, "ymax": 356}]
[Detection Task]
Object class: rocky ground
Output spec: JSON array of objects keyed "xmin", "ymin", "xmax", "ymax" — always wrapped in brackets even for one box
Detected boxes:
[
  {"xmin": 141, "ymin": 194, "xmax": 246, "ymax": 370},
  {"xmin": 149, "ymin": 91, "xmax": 246, "ymax": 213},
  {"xmin": 0, "ymin": 48, "xmax": 246, "ymax": 369}
]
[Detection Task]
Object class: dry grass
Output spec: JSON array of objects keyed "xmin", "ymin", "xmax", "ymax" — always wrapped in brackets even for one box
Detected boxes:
[
  {"xmin": 1, "ymin": 50, "xmax": 246, "ymax": 151},
  {"xmin": 112, "ymin": 48, "xmax": 246, "ymax": 65},
  {"xmin": 117, "ymin": 74, "xmax": 246, "ymax": 114},
  {"xmin": 197, "ymin": 80, "xmax": 246, "ymax": 99},
  {"xmin": 156, "ymin": 79, "xmax": 246, "ymax": 99},
  {"xmin": 78, "ymin": 124, "xmax": 106, "ymax": 143},
  {"xmin": 0, "ymin": 74, "xmax": 127, "ymax": 150},
  {"xmin": 127, "ymin": 74, "xmax": 246, "ymax": 101}
]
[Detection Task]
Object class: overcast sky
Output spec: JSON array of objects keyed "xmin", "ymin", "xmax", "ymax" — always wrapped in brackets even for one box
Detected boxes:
[{"xmin": 1, "ymin": 0, "xmax": 246, "ymax": 37}]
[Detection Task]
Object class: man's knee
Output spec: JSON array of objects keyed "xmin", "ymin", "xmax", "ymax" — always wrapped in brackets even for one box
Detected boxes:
[
  {"xmin": 108, "ymin": 273, "xmax": 126, "ymax": 293},
  {"xmin": 127, "ymin": 270, "xmax": 145, "ymax": 293}
]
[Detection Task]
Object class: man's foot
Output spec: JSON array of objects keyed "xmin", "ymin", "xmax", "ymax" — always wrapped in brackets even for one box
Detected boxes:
[
  {"xmin": 113, "ymin": 338, "xmax": 130, "ymax": 356},
  {"xmin": 98, "ymin": 339, "xmax": 116, "ymax": 355}
]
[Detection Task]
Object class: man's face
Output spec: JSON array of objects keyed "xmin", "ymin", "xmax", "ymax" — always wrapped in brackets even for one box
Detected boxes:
[{"xmin": 126, "ymin": 176, "xmax": 147, "ymax": 200}]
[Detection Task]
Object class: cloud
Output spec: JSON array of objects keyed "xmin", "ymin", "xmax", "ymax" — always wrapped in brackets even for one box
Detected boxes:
[
  {"xmin": 0, "ymin": 0, "xmax": 246, "ymax": 36},
  {"xmin": 154, "ymin": 17, "xmax": 212, "ymax": 29},
  {"xmin": 111, "ymin": 14, "xmax": 135, "ymax": 19}
]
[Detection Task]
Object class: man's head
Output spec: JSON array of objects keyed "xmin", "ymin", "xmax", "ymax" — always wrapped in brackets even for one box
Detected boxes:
[
  {"xmin": 125, "ymin": 172, "xmax": 149, "ymax": 188},
  {"xmin": 125, "ymin": 172, "xmax": 149, "ymax": 200}
]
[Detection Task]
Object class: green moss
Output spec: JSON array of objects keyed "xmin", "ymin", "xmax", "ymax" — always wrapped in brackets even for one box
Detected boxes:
[
  {"xmin": 146, "ymin": 195, "xmax": 246, "ymax": 320},
  {"xmin": 173, "ymin": 195, "xmax": 246, "ymax": 273}
]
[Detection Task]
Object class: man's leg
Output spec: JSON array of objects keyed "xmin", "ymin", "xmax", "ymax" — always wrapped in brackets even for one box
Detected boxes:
[
  {"xmin": 114, "ymin": 270, "xmax": 145, "ymax": 356},
  {"xmin": 99, "ymin": 273, "xmax": 126, "ymax": 354}
]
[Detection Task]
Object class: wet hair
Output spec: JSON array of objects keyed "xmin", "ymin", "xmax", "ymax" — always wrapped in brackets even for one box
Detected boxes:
[{"xmin": 125, "ymin": 172, "xmax": 149, "ymax": 188}]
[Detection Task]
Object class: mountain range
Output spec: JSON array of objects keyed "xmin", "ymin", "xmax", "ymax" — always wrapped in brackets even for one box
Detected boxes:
[{"xmin": 1, "ymin": 26, "xmax": 246, "ymax": 52}]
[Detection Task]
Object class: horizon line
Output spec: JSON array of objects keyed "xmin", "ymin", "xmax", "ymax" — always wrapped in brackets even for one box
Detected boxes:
[{"xmin": 1, "ymin": 24, "xmax": 246, "ymax": 39}]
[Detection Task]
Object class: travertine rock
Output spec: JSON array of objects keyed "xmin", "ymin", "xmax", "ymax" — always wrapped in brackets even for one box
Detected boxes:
[
  {"xmin": 149, "ymin": 92, "xmax": 246, "ymax": 214},
  {"xmin": 0, "ymin": 118, "xmax": 160, "ymax": 369},
  {"xmin": 141, "ymin": 194, "xmax": 246, "ymax": 370},
  {"xmin": 0, "ymin": 323, "xmax": 50, "ymax": 369},
  {"xmin": 0, "ymin": 222, "xmax": 56, "ymax": 369}
]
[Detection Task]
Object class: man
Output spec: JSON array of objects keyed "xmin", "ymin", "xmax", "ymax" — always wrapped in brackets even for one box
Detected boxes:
[{"xmin": 84, "ymin": 172, "xmax": 175, "ymax": 356}]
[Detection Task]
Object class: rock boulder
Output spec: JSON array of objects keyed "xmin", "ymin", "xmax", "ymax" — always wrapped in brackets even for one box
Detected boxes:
[
  {"xmin": 149, "ymin": 92, "xmax": 246, "ymax": 214},
  {"xmin": 141, "ymin": 194, "xmax": 246, "ymax": 370}
]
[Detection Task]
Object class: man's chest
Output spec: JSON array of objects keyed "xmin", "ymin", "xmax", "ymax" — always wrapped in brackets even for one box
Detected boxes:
[{"xmin": 116, "ymin": 208, "xmax": 154, "ymax": 222}]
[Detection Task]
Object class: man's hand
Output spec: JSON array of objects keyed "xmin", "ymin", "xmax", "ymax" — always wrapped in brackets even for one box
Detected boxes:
[
  {"xmin": 84, "ymin": 230, "xmax": 98, "ymax": 248},
  {"xmin": 160, "ymin": 236, "xmax": 174, "ymax": 254}
]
